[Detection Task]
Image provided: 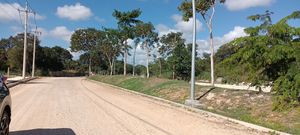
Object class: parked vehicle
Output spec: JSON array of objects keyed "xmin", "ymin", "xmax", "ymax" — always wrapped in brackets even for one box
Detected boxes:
[{"xmin": 0, "ymin": 75, "xmax": 11, "ymax": 135}]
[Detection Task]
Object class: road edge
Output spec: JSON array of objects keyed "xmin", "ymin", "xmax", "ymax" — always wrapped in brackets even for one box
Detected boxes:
[
  {"xmin": 7, "ymin": 77, "xmax": 38, "ymax": 88},
  {"xmin": 86, "ymin": 78, "xmax": 290, "ymax": 135}
]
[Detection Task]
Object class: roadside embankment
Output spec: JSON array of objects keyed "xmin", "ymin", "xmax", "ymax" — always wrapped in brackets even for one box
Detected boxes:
[{"xmin": 89, "ymin": 75, "xmax": 300, "ymax": 135}]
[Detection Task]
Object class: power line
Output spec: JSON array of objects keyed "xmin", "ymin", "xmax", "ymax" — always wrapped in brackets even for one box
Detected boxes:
[
  {"xmin": 1, "ymin": 0, "xmax": 25, "ymax": 28},
  {"xmin": 18, "ymin": 9, "xmax": 24, "ymax": 27},
  {"xmin": 2, "ymin": 0, "xmax": 19, "ymax": 10},
  {"xmin": 33, "ymin": 12, "xmax": 37, "ymax": 27}
]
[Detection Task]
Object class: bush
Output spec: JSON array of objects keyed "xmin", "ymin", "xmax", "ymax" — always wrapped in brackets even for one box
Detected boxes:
[{"xmin": 273, "ymin": 64, "xmax": 300, "ymax": 111}]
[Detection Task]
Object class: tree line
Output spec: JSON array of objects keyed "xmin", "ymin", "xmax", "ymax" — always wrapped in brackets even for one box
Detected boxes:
[
  {"xmin": 70, "ymin": 9, "xmax": 196, "ymax": 80},
  {"xmin": 70, "ymin": 3, "xmax": 300, "ymax": 110},
  {"xmin": 0, "ymin": 33, "xmax": 80, "ymax": 76}
]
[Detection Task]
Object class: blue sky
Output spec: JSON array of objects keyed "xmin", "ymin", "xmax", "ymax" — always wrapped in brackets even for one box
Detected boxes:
[{"xmin": 0, "ymin": 0, "xmax": 299, "ymax": 63}]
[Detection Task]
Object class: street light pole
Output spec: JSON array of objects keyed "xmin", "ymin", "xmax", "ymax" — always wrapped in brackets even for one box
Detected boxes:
[
  {"xmin": 190, "ymin": 0, "xmax": 196, "ymax": 100},
  {"xmin": 185, "ymin": 0, "xmax": 200, "ymax": 107}
]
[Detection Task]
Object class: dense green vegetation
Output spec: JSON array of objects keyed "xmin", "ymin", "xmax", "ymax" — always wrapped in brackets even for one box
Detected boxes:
[
  {"xmin": 69, "ymin": 9, "xmax": 300, "ymax": 110},
  {"xmin": 214, "ymin": 11, "xmax": 300, "ymax": 110},
  {"xmin": 0, "ymin": 33, "xmax": 81, "ymax": 76}
]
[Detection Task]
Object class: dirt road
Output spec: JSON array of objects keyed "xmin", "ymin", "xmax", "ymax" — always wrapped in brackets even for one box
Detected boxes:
[{"xmin": 9, "ymin": 77, "xmax": 265, "ymax": 135}]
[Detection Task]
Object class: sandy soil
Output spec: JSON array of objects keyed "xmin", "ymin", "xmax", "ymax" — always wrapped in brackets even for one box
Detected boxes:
[{"xmin": 9, "ymin": 77, "xmax": 266, "ymax": 135}]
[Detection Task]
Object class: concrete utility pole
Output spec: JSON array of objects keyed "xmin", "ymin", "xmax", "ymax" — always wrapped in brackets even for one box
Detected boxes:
[
  {"xmin": 185, "ymin": 0, "xmax": 200, "ymax": 107},
  {"xmin": 19, "ymin": 1, "xmax": 33, "ymax": 79},
  {"xmin": 21, "ymin": 1, "xmax": 29, "ymax": 79},
  {"xmin": 32, "ymin": 26, "xmax": 41, "ymax": 77}
]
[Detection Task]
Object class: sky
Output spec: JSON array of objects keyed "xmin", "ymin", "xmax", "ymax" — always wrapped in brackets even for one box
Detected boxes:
[{"xmin": 0, "ymin": 0, "xmax": 299, "ymax": 65}]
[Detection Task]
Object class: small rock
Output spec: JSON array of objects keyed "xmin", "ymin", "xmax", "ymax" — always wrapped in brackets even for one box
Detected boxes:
[
  {"xmin": 257, "ymin": 95, "xmax": 264, "ymax": 98},
  {"xmin": 216, "ymin": 99, "xmax": 222, "ymax": 105},
  {"xmin": 221, "ymin": 90, "xmax": 227, "ymax": 96},
  {"xmin": 225, "ymin": 99, "xmax": 231, "ymax": 104},
  {"xmin": 216, "ymin": 77, "xmax": 223, "ymax": 83},
  {"xmin": 206, "ymin": 93, "xmax": 215, "ymax": 100},
  {"xmin": 207, "ymin": 106, "xmax": 214, "ymax": 110},
  {"xmin": 244, "ymin": 94, "xmax": 250, "ymax": 97}
]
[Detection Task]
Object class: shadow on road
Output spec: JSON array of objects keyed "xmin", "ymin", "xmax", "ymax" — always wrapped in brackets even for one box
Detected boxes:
[
  {"xmin": 10, "ymin": 128, "xmax": 76, "ymax": 135},
  {"xmin": 24, "ymin": 81, "xmax": 49, "ymax": 84}
]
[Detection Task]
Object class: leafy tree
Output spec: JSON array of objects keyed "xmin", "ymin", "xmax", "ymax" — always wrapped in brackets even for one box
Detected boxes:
[
  {"xmin": 5, "ymin": 33, "xmax": 40, "ymax": 74},
  {"xmin": 113, "ymin": 9, "xmax": 142, "ymax": 76},
  {"xmin": 135, "ymin": 22, "xmax": 159, "ymax": 78},
  {"xmin": 160, "ymin": 32, "xmax": 190, "ymax": 79},
  {"xmin": 70, "ymin": 28, "xmax": 103, "ymax": 75},
  {"xmin": 101, "ymin": 29, "xmax": 122, "ymax": 75},
  {"xmin": 0, "ymin": 37, "xmax": 14, "ymax": 71},
  {"xmin": 160, "ymin": 32, "xmax": 185, "ymax": 79},
  {"xmin": 40, "ymin": 47, "xmax": 64, "ymax": 71},
  {"xmin": 170, "ymin": 43, "xmax": 192, "ymax": 80},
  {"xmin": 51, "ymin": 46, "xmax": 73, "ymax": 69},
  {"xmin": 179, "ymin": 0, "xmax": 226, "ymax": 85},
  {"xmin": 214, "ymin": 11, "xmax": 300, "ymax": 110}
]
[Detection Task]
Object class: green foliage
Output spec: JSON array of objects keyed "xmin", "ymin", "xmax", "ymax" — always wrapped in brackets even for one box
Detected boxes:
[
  {"xmin": 70, "ymin": 28, "xmax": 102, "ymax": 53},
  {"xmin": 214, "ymin": 11, "xmax": 300, "ymax": 110},
  {"xmin": 0, "ymin": 33, "xmax": 75, "ymax": 75},
  {"xmin": 178, "ymin": 0, "xmax": 225, "ymax": 21},
  {"xmin": 159, "ymin": 32, "xmax": 192, "ymax": 80},
  {"xmin": 169, "ymin": 42, "xmax": 192, "ymax": 80},
  {"xmin": 273, "ymin": 65, "xmax": 300, "ymax": 111}
]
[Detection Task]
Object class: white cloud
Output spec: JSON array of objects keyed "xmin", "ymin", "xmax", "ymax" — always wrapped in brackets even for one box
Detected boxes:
[
  {"xmin": 56, "ymin": 3, "xmax": 92, "ymax": 21},
  {"xmin": 172, "ymin": 14, "xmax": 202, "ymax": 35},
  {"xmin": 156, "ymin": 14, "xmax": 202, "ymax": 42},
  {"xmin": 0, "ymin": 2, "xmax": 45, "ymax": 23},
  {"xmin": 156, "ymin": 24, "xmax": 177, "ymax": 37},
  {"xmin": 225, "ymin": 0, "xmax": 275, "ymax": 11},
  {"xmin": 94, "ymin": 16, "xmax": 105, "ymax": 23},
  {"xmin": 223, "ymin": 26, "xmax": 248, "ymax": 42},
  {"xmin": 197, "ymin": 26, "xmax": 248, "ymax": 56},
  {"xmin": 10, "ymin": 26, "xmax": 22, "ymax": 32},
  {"xmin": 49, "ymin": 26, "xmax": 73, "ymax": 42}
]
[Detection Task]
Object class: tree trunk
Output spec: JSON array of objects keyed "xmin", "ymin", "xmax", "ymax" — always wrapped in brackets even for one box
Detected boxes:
[
  {"xmin": 202, "ymin": 5, "xmax": 215, "ymax": 86},
  {"xmin": 172, "ymin": 65, "xmax": 175, "ymax": 80},
  {"xmin": 159, "ymin": 58, "xmax": 162, "ymax": 77},
  {"xmin": 89, "ymin": 57, "xmax": 92, "ymax": 76},
  {"xmin": 146, "ymin": 44, "xmax": 150, "ymax": 78},
  {"xmin": 110, "ymin": 59, "xmax": 114, "ymax": 76},
  {"xmin": 133, "ymin": 45, "xmax": 137, "ymax": 76},
  {"xmin": 7, "ymin": 67, "xmax": 10, "ymax": 78},
  {"xmin": 209, "ymin": 7, "xmax": 215, "ymax": 86},
  {"xmin": 109, "ymin": 59, "xmax": 113, "ymax": 76},
  {"xmin": 123, "ymin": 50, "xmax": 127, "ymax": 76},
  {"xmin": 123, "ymin": 40, "xmax": 128, "ymax": 76},
  {"xmin": 113, "ymin": 60, "xmax": 116, "ymax": 75},
  {"xmin": 209, "ymin": 31, "xmax": 214, "ymax": 86},
  {"xmin": 110, "ymin": 64, "xmax": 113, "ymax": 76}
]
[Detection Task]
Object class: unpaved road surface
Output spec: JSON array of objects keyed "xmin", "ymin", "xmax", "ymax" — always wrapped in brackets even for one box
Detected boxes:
[{"xmin": 10, "ymin": 77, "xmax": 266, "ymax": 135}]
